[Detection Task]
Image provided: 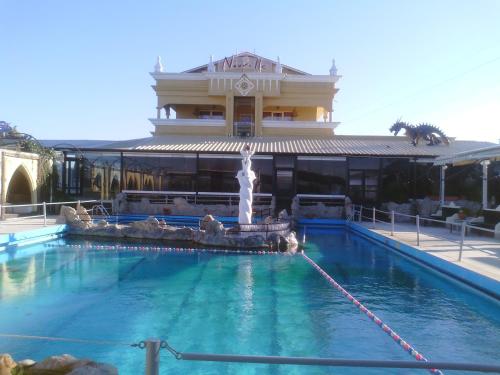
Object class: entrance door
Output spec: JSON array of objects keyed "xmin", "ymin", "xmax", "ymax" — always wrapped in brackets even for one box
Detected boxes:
[{"xmin": 233, "ymin": 96, "xmax": 255, "ymax": 136}]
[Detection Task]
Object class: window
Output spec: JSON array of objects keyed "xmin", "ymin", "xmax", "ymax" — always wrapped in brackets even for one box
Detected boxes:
[
  {"xmin": 263, "ymin": 111, "xmax": 294, "ymax": 121},
  {"xmin": 198, "ymin": 110, "xmax": 224, "ymax": 119},
  {"xmin": 297, "ymin": 158, "xmax": 346, "ymax": 195}
]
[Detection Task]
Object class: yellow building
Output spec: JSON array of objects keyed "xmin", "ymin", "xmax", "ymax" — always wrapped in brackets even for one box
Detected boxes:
[{"xmin": 150, "ymin": 52, "xmax": 340, "ymax": 138}]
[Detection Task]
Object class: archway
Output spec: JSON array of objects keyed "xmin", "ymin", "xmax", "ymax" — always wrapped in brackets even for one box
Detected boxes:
[{"xmin": 6, "ymin": 166, "xmax": 33, "ymax": 204}]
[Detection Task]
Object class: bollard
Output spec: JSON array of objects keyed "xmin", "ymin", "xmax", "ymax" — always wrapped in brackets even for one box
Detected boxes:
[
  {"xmin": 416, "ymin": 215, "xmax": 420, "ymax": 246},
  {"xmin": 145, "ymin": 339, "xmax": 161, "ymax": 375},
  {"xmin": 390, "ymin": 210, "xmax": 395, "ymax": 236},
  {"xmin": 359, "ymin": 205, "xmax": 363, "ymax": 223},
  {"xmin": 458, "ymin": 221, "xmax": 466, "ymax": 261},
  {"xmin": 43, "ymin": 202, "xmax": 47, "ymax": 226},
  {"xmin": 372, "ymin": 207, "xmax": 376, "ymax": 229}
]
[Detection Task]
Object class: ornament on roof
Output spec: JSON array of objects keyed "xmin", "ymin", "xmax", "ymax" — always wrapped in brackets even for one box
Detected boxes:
[
  {"xmin": 208, "ymin": 55, "xmax": 215, "ymax": 72},
  {"xmin": 274, "ymin": 56, "xmax": 282, "ymax": 73},
  {"xmin": 154, "ymin": 56, "xmax": 164, "ymax": 73},
  {"xmin": 329, "ymin": 59, "xmax": 337, "ymax": 76},
  {"xmin": 390, "ymin": 120, "xmax": 449, "ymax": 146}
]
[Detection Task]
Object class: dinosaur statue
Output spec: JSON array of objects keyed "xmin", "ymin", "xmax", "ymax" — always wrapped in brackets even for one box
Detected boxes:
[{"xmin": 389, "ymin": 120, "xmax": 449, "ymax": 146}]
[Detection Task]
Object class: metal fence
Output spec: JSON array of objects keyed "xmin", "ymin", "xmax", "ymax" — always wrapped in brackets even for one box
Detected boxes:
[{"xmin": 353, "ymin": 204, "xmax": 499, "ymax": 262}]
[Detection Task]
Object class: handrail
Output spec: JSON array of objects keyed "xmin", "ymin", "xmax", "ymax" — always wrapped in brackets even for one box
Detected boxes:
[
  {"xmin": 0, "ymin": 199, "xmax": 99, "ymax": 226},
  {"xmin": 122, "ymin": 190, "xmax": 272, "ymax": 197},
  {"xmin": 351, "ymin": 203, "xmax": 499, "ymax": 261}
]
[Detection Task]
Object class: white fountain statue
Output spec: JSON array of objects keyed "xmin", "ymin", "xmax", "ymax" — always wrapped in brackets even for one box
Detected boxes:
[{"xmin": 236, "ymin": 145, "xmax": 256, "ymax": 225}]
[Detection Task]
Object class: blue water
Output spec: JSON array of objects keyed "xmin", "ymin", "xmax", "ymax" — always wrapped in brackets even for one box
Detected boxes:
[{"xmin": 0, "ymin": 228, "xmax": 499, "ymax": 374}]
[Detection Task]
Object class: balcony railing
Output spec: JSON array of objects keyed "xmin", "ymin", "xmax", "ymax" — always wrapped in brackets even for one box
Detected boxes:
[
  {"xmin": 233, "ymin": 122, "xmax": 254, "ymax": 137},
  {"xmin": 262, "ymin": 120, "xmax": 339, "ymax": 130},
  {"xmin": 149, "ymin": 118, "xmax": 226, "ymax": 127}
]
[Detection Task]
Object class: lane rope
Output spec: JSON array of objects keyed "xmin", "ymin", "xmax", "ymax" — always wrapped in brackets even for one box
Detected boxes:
[
  {"xmin": 44, "ymin": 243, "xmax": 292, "ymax": 256},
  {"xmin": 301, "ymin": 252, "xmax": 443, "ymax": 375}
]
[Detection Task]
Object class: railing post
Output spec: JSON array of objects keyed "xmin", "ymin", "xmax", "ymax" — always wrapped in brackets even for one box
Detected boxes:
[
  {"xmin": 390, "ymin": 210, "xmax": 394, "ymax": 236},
  {"xmin": 359, "ymin": 205, "xmax": 363, "ymax": 223},
  {"xmin": 144, "ymin": 338, "xmax": 161, "ymax": 375},
  {"xmin": 77, "ymin": 200, "xmax": 81, "ymax": 209},
  {"xmin": 416, "ymin": 214, "xmax": 420, "ymax": 246},
  {"xmin": 43, "ymin": 202, "xmax": 47, "ymax": 226},
  {"xmin": 372, "ymin": 207, "xmax": 376, "ymax": 229},
  {"xmin": 0, "ymin": 204, "xmax": 3, "ymax": 221},
  {"xmin": 459, "ymin": 221, "xmax": 466, "ymax": 261}
]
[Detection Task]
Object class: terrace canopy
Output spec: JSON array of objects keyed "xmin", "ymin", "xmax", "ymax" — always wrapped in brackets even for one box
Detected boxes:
[{"xmin": 434, "ymin": 144, "xmax": 500, "ymax": 209}]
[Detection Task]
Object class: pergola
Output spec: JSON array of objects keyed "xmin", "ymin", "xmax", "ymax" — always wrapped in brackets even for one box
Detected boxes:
[{"xmin": 434, "ymin": 144, "xmax": 500, "ymax": 208}]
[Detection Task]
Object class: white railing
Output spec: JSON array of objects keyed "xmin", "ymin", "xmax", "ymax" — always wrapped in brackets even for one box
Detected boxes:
[
  {"xmin": 122, "ymin": 190, "xmax": 273, "ymax": 207},
  {"xmin": 352, "ymin": 204, "xmax": 499, "ymax": 262},
  {"xmin": 295, "ymin": 194, "xmax": 345, "ymax": 206},
  {"xmin": 0, "ymin": 200, "xmax": 99, "ymax": 226}
]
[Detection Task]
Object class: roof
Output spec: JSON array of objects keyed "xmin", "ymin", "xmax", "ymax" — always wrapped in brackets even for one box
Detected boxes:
[
  {"xmin": 433, "ymin": 144, "xmax": 500, "ymax": 165},
  {"xmin": 183, "ymin": 52, "xmax": 309, "ymax": 75},
  {"xmin": 93, "ymin": 135, "xmax": 494, "ymax": 158}
]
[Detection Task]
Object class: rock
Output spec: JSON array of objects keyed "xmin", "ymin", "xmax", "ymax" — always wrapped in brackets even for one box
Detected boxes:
[
  {"xmin": 278, "ymin": 209, "xmax": 289, "ymax": 220},
  {"xmin": 76, "ymin": 205, "xmax": 91, "ymax": 222},
  {"xmin": 0, "ymin": 354, "xmax": 16, "ymax": 375},
  {"xmin": 58, "ymin": 205, "xmax": 78, "ymax": 224},
  {"xmin": 67, "ymin": 361, "xmax": 118, "ymax": 375},
  {"xmin": 263, "ymin": 216, "xmax": 273, "ymax": 224},
  {"xmin": 205, "ymin": 219, "xmax": 225, "ymax": 236},
  {"xmin": 32, "ymin": 354, "xmax": 78, "ymax": 372},
  {"xmin": 17, "ymin": 359, "xmax": 36, "ymax": 367},
  {"xmin": 200, "ymin": 214, "xmax": 215, "ymax": 230},
  {"xmin": 96, "ymin": 220, "xmax": 108, "ymax": 229}
]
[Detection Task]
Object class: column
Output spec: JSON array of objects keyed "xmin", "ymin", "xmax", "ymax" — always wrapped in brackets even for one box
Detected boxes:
[
  {"xmin": 254, "ymin": 93, "xmax": 263, "ymax": 136},
  {"xmin": 481, "ymin": 160, "xmax": 490, "ymax": 209},
  {"xmin": 225, "ymin": 94, "xmax": 234, "ymax": 136},
  {"xmin": 439, "ymin": 165, "xmax": 447, "ymax": 207}
]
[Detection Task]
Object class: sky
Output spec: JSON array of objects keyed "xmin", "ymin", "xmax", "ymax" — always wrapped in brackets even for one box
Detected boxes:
[{"xmin": 1, "ymin": 0, "xmax": 500, "ymax": 142}]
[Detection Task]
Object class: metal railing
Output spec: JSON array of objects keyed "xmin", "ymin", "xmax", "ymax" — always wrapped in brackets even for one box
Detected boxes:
[
  {"xmin": 0, "ymin": 200, "xmax": 98, "ymax": 226},
  {"xmin": 1, "ymin": 334, "xmax": 499, "ymax": 374},
  {"xmin": 122, "ymin": 190, "xmax": 273, "ymax": 208},
  {"xmin": 352, "ymin": 204, "xmax": 500, "ymax": 262}
]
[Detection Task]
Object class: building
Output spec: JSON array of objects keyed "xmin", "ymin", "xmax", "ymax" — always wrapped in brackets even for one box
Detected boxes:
[{"xmin": 46, "ymin": 52, "xmax": 496, "ymax": 213}]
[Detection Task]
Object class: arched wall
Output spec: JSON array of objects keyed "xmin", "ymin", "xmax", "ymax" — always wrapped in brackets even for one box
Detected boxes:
[{"xmin": 0, "ymin": 150, "xmax": 39, "ymax": 205}]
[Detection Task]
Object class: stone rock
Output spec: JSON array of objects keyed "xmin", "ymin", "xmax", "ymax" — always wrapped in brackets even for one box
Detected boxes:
[
  {"xmin": 96, "ymin": 220, "xmax": 108, "ymax": 229},
  {"xmin": 205, "ymin": 219, "xmax": 225, "ymax": 236},
  {"xmin": 0, "ymin": 354, "xmax": 16, "ymax": 375},
  {"xmin": 67, "ymin": 361, "xmax": 118, "ymax": 375},
  {"xmin": 200, "ymin": 214, "xmax": 215, "ymax": 230},
  {"xmin": 263, "ymin": 216, "xmax": 273, "ymax": 224},
  {"xmin": 76, "ymin": 205, "xmax": 91, "ymax": 222},
  {"xmin": 278, "ymin": 209, "xmax": 289, "ymax": 220},
  {"xmin": 58, "ymin": 205, "xmax": 78, "ymax": 223},
  {"xmin": 18, "ymin": 359, "xmax": 36, "ymax": 367},
  {"xmin": 33, "ymin": 354, "xmax": 78, "ymax": 372}
]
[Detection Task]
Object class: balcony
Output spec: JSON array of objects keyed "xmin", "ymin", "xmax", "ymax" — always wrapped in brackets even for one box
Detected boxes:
[
  {"xmin": 262, "ymin": 120, "xmax": 339, "ymax": 130},
  {"xmin": 149, "ymin": 118, "xmax": 226, "ymax": 127}
]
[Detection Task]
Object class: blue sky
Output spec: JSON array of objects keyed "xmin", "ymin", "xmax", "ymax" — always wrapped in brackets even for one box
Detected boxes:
[{"xmin": 1, "ymin": 0, "xmax": 500, "ymax": 142}]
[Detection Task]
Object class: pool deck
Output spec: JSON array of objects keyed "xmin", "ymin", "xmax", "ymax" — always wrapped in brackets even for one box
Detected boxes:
[
  {"xmin": 0, "ymin": 217, "xmax": 60, "ymax": 234},
  {"xmin": 356, "ymin": 221, "xmax": 500, "ymax": 282}
]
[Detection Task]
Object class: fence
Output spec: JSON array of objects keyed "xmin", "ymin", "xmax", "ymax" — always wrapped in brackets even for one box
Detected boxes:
[
  {"xmin": 122, "ymin": 190, "xmax": 273, "ymax": 208},
  {"xmin": 1, "ymin": 334, "xmax": 499, "ymax": 374},
  {"xmin": 352, "ymin": 204, "xmax": 499, "ymax": 262},
  {"xmin": 0, "ymin": 200, "xmax": 99, "ymax": 226}
]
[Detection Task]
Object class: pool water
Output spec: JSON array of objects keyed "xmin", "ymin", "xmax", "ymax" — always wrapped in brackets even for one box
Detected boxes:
[{"xmin": 0, "ymin": 228, "xmax": 499, "ymax": 374}]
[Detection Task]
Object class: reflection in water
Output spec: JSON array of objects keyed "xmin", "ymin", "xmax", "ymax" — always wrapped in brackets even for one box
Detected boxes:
[
  {"xmin": 1, "ymin": 256, "xmax": 36, "ymax": 298},
  {"xmin": 238, "ymin": 258, "xmax": 254, "ymax": 340}
]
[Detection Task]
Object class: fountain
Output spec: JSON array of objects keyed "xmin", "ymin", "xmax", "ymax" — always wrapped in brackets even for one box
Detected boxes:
[{"xmin": 59, "ymin": 146, "xmax": 298, "ymax": 252}]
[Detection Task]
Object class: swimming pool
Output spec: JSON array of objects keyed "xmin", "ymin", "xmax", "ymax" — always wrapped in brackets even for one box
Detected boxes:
[{"xmin": 0, "ymin": 227, "xmax": 499, "ymax": 374}]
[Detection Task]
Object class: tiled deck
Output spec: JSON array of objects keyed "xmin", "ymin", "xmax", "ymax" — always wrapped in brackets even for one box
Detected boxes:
[
  {"xmin": 0, "ymin": 217, "xmax": 60, "ymax": 234},
  {"xmin": 359, "ymin": 220, "xmax": 500, "ymax": 282}
]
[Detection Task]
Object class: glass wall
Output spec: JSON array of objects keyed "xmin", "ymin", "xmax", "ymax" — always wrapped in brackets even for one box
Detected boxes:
[
  {"xmin": 123, "ymin": 154, "xmax": 196, "ymax": 192},
  {"xmin": 348, "ymin": 157, "xmax": 380, "ymax": 203},
  {"xmin": 198, "ymin": 155, "xmax": 240, "ymax": 192},
  {"xmin": 296, "ymin": 157, "xmax": 346, "ymax": 194},
  {"xmin": 80, "ymin": 152, "xmax": 121, "ymax": 200},
  {"xmin": 252, "ymin": 157, "xmax": 273, "ymax": 193}
]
